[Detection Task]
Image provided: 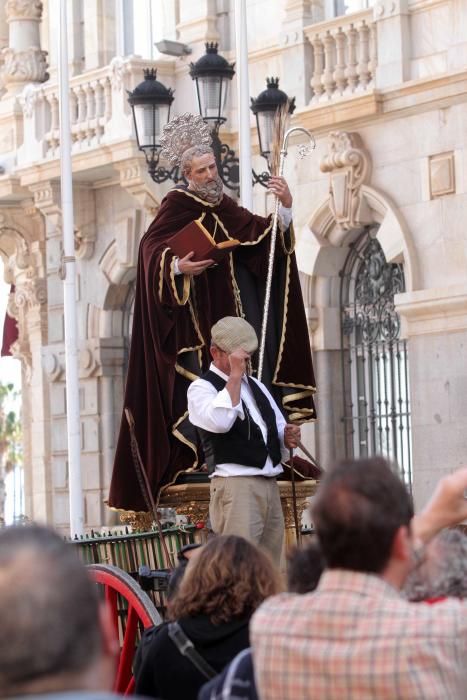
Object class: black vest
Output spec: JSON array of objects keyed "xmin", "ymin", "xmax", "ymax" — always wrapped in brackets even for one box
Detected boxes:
[{"xmin": 197, "ymin": 370, "xmax": 282, "ymax": 474}]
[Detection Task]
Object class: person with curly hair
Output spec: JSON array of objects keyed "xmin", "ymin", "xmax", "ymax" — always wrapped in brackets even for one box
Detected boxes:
[
  {"xmin": 134, "ymin": 535, "xmax": 282, "ymax": 700},
  {"xmin": 403, "ymin": 528, "xmax": 467, "ymax": 602}
]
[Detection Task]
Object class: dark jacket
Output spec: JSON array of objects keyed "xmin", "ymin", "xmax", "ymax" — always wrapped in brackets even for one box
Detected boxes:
[{"xmin": 134, "ymin": 614, "xmax": 250, "ymax": 700}]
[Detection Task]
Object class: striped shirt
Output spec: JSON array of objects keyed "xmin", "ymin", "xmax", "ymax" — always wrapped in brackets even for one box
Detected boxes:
[{"xmin": 251, "ymin": 569, "xmax": 467, "ymax": 700}]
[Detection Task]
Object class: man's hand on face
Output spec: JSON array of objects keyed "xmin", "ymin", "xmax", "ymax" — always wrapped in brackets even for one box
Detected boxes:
[
  {"xmin": 228, "ymin": 348, "xmax": 250, "ymax": 378},
  {"xmin": 178, "ymin": 251, "xmax": 214, "ymax": 276},
  {"xmin": 267, "ymin": 176, "xmax": 293, "ymax": 208},
  {"xmin": 284, "ymin": 424, "xmax": 301, "ymax": 449}
]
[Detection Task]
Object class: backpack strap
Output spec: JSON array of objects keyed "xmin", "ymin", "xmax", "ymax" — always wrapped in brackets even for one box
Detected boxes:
[{"xmin": 168, "ymin": 621, "xmax": 217, "ymax": 680}]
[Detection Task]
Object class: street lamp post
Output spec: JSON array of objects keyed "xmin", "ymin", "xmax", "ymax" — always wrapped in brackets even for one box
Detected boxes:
[
  {"xmin": 189, "ymin": 42, "xmax": 235, "ymax": 132},
  {"xmin": 250, "ymin": 77, "xmax": 296, "ymax": 170},
  {"xmin": 128, "ymin": 48, "xmax": 296, "ymax": 193},
  {"xmin": 189, "ymin": 43, "xmax": 240, "ymax": 191},
  {"xmin": 127, "ymin": 68, "xmax": 179, "ymax": 184}
]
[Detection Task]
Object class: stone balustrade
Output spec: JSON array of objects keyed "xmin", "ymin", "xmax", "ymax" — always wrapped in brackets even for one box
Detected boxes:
[
  {"xmin": 17, "ymin": 57, "xmax": 172, "ymax": 167},
  {"xmin": 34, "ymin": 71, "xmax": 112, "ymax": 158},
  {"xmin": 303, "ymin": 9, "xmax": 377, "ymax": 103}
]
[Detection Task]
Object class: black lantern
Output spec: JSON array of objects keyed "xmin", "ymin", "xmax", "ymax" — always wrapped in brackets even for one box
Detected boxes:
[
  {"xmin": 250, "ymin": 77, "xmax": 296, "ymax": 166},
  {"xmin": 127, "ymin": 69, "xmax": 179, "ymax": 183},
  {"xmin": 127, "ymin": 61, "xmax": 296, "ymax": 193},
  {"xmin": 189, "ymin": 43, "xmax": 235, "ymax": 131}
]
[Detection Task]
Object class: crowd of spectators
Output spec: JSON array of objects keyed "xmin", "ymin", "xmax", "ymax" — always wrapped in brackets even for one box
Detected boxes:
[{"xmin": 2, "ymin": 456, "xmax": 467, "ymax": 700}]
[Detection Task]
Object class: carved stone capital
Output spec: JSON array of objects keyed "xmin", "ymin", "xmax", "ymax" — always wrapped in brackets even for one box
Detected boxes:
[
  {"xmin": 6, "ymin": 288, "xmax": 18, "ymax": 321},
  {"xmin": 19, "ymin": 83, "xmax": 38, "ymax": 118},
  {"xmin": 2, "ymin": 47, "xmax": 48, "ymax": 85},
  {"xmin": 320, "ymin": 131, "xmax": 372, "ymax": 231},
  {"xmin": 30, "ymin": 181, "xmax": 61, "ymax": 216},
  {"xmin": 6, "ymin": 0, "xmax": 43, "ymax": 21},
  {"xmin": 115, "ymin": 159, "xmax": 160, "ymax": 219},
  {"xmin": 73, "ymin": 227, "xmax": 95, "ymax": 260},
  {"xmin": 9, "ymin": 339, "xmax": 32, "ymax": 383},
  {"xmin": 0, "ymin": 213, "xmax": 32, "ymax": 271},
  {"xmin": 42, "ymin": 350, "xmax": 64, "ymax": 383},
  {"xmin": 99, "ymin": 209, "xmax": 141, "ymax": 290},
  {"xmin": 110, "ymin": 56, "xmax": 127, "ymax": 91},
  {"xmin": 15, "ymin": 278, "xmax": 47, "ymax": 310}
]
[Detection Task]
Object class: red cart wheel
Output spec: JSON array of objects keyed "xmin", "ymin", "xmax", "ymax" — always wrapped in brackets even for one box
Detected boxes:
[{"xmin": 88, "ymin": 563, "xmax": 162, "ymax": 696}]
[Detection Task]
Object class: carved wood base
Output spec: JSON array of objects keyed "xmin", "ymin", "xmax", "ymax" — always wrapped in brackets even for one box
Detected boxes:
[{"xmin": 157, "ymin": 479, "xmax": 319, "ymax": 551}]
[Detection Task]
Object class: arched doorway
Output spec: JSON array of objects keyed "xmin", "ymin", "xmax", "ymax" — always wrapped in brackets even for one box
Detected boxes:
[{"xmin": 339, "ymin": 226, "xmax": 412, "ymax": 486}]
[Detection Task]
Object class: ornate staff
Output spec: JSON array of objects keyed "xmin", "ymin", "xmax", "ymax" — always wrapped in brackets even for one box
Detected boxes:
[
  {"xmin": 257, "ymin": 125, "xmax": 316, "ymax": 546},
  {"xmin": 257, "ymin": 126, "xmax": 316, "ymax": 382}
]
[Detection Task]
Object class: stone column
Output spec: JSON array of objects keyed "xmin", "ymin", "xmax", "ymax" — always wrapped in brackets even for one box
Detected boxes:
[
  {"xmin": 83, "ymin": 0, "xmax": 117, "ymax": 72},
  {"xmin": 396, "ymin": 285, "xmax": 467, "ymax": 511},
  {"xmin": 0, "ymin": 2, "xmax": 8, "ymax": 53},
  {"xmin": 177, "ymin": 0, "xmax": 219, "ymax": 46},
  {"xmin": 15, "ymin": 270, "xmax": 51, "ymax": 523},
  {"xmin": 281, "ymin": 1, "xmax": 324, "ymax": 108},
  {"xmin": 29, "ymin": 181, "xmax": 70, "ymax": 527},
  {"xmin": 81, "ymin": 339, "xmax": 126, "ymax": 528},
  {"xmin": 373, "ymin": 0, "xmax": 410, "ymax": 89},
  {"xmin": 2, "ymin": 0, "xmax": 48, "ymax": 94},
  {"xmin": 4, "ymin": 201, "xmax": 52, "ymax": 524},
  {"xmin": 29, "ymin": 180, "xmax": 126, "ymax": 532}
]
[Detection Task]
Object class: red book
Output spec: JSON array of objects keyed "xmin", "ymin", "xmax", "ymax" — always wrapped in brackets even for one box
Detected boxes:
[{"xmin": 168, "ymin": 217, "xmax": 240, "ymax": 264}]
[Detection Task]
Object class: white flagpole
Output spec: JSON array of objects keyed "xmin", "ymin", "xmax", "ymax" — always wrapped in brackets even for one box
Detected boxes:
[
  {"xmin": 234, "ymin": 0, "xmax": 253, "ymax": 209},
  {"xmin": 58, "ymin": 0, "xmax": 84, "ymax": 536}
]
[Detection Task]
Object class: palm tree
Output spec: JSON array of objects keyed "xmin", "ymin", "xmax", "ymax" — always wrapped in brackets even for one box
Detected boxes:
[{"xmin": 0, "ymin": 382, "xmax": 22, "ymax": 525}]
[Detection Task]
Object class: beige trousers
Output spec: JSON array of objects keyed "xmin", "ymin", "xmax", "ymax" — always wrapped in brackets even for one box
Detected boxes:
[{"xmin": 209, "ymin": 475, "xmax": 284, "ymax": 564}]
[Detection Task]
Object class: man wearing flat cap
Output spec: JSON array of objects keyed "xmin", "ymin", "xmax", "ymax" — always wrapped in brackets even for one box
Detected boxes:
[{"xmin": 188, "ymin": 316, "xmax": 300, "ymax": 562}]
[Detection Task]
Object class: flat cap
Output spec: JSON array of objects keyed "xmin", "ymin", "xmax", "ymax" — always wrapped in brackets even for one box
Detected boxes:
[{"xmin": 211, "ymin": 316, "xmax": 258, "ymax": 354}]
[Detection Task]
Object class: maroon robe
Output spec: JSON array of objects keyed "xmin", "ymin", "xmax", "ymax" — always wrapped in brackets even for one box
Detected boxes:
[
  {"xmin": 1, "ymin": 285, "xmax": 17, "ymax": 357},
  {"xmin": 108, "ymin": 188, "xmax": 316, "ymax": 513}
]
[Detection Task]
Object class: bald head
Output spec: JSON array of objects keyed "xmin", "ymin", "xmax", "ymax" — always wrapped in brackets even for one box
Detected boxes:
[{"xmin": 0, "ymin": 525, "xmax": 106, "ymax": 696}]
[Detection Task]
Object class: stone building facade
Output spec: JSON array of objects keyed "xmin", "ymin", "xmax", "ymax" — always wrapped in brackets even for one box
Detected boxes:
[{"xmin": 0, "ymin": 0, "xmax": 465, "ymax": 531}]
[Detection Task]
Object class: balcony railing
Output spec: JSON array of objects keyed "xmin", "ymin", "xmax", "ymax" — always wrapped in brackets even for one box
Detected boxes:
[
  {"xmin": 303, "ymin": 9, "xmax": 377, "ymax": 102},
  {"xmin": 17, "ymin": 57, "xmax": 173, "ymax": 167}
]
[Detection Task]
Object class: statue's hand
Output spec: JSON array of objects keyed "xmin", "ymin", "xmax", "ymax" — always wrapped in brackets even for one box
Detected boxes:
[
  {"xmin": 177, "ymin": 251, "xmax": 214, "ymax": 276},
  {"xmin": 267, "ymin": 176, "xmax": 292, "ymax": 208},
  {"xmin": 284, "ymin": 424, "xmax": 301, "ymax": 449}
]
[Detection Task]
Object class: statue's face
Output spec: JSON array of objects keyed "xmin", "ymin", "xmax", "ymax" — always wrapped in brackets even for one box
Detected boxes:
[
  {"xmin": 186, "ymin": 153, "xmax": 223, "ymax": 204},
  {"xmin": 187, "ymin": 152, "xmax": 218, "ymax": 188}
]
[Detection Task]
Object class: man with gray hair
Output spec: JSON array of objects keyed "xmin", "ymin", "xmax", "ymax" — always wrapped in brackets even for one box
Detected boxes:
[
  {"xmin": 188, "ymin": 316, "xmax": 301, "ymax": 562},
  {"xmin": 252, "ymin": 459, "xmax": 467, "ymax": 699},
  {"xmin": 109, "ymin": 117, "xmax": 316, "ymax": 516},
  {"xmin": 0, "ymin": 524, "xmax": 120, "ymax": 700}
]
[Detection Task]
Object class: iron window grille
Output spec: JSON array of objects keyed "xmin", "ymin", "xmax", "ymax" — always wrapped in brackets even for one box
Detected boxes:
[{"xmin": 340, "ymin": 227, "xmax": 412, "ymax": 487}]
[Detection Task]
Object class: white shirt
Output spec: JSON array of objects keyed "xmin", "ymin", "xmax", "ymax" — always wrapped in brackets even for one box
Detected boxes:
[
  {"xmin": 187, "ymin": 363, "xmax": 287, "ymax": 478},
  {"xmin": 173, "ymin": 206, "xmax": 293, "ymax": 274}
]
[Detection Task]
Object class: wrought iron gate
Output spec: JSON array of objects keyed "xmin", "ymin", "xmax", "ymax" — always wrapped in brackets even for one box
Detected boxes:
[{"xmin": 340, "ymin": 227, "xmax": 412, "ymax": 486}]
